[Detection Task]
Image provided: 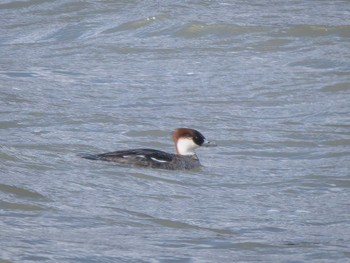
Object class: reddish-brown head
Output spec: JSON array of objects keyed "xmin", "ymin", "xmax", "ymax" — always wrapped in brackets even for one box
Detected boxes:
[{"xmin": 172, "ymin": 128, "xmax": 207, "ymax": 155}]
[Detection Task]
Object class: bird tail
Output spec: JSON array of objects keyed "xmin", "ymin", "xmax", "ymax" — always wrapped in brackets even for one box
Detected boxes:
[{"xmin": 78, "ymin": 153, "xmax": 100, "ymax": 160}]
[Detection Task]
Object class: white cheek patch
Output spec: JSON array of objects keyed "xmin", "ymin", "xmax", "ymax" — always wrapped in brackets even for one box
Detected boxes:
[
  {"xmin": 150, "ymin": 157, "xmax": 168, "ymax": 163},
  {"xmin": 177, "ymin": 138, "xmax": 199, "ymax": 155}
]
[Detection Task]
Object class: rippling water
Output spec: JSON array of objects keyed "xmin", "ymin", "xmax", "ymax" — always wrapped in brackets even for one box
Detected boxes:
[{"xmin": 1, "ymin": 0, "xmax": 350, "ymax": 262}]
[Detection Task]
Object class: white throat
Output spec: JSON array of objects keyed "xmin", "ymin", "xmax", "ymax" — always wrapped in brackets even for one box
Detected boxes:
[{"xmin": 176, "ymin": 138, "xmax": 199, "ymax": 155}]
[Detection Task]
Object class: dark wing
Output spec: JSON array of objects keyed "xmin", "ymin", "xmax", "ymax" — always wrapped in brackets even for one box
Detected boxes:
[{"xmin": 82, "ymin": 148, "xmax": 174, "ymax": 167}]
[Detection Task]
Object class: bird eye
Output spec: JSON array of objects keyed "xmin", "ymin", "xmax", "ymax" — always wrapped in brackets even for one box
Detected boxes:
[{"xmin": 193, "ymin": 135, "xmax": 204, "ymax": 145}]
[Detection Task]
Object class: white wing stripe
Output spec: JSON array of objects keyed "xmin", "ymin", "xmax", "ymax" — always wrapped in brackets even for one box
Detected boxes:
[
  {"xmin": 122, "ymin": 155, "xmax": 145, "ymax": 158},
  {"xmin": 150, "ymin": 157, "xmax": 168, "ymax": 163}
]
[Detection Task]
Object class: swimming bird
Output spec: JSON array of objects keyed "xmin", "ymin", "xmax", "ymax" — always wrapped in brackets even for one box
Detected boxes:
[{"xmin": 82, "ymin": 128, "xmax": 215, "ymax": 170}]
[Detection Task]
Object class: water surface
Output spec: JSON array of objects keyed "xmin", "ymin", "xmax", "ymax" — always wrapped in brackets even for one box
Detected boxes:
[{"xmin": 1, "ymin": 0, "xmax": 350, "ymax": 262}]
